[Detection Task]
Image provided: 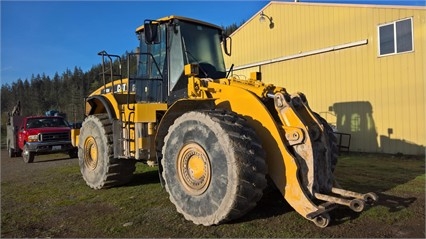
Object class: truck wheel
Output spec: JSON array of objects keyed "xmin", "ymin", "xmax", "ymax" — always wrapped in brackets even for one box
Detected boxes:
[
  {"xmin": 78, "ymin": 114, "xmax": 136, "ymax": 189},
  {"xmin": 8, "ymin": 147, "xmax": 14, "ymax": 158},
  {"xmin": 7, "ymin": 141, "xmax": 16, "ymax": 158},
  {"xmin": 162, "ymin": 110, "xmax": 267, "ymax": 225},
  {"xmin": 22, "ymin": 144, "xmax": 35, "ymax": 163}
]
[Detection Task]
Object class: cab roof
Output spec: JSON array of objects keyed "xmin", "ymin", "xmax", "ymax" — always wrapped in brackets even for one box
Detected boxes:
[{"xmin": 135, "ymin": 15, "xmax": 223, "ymax": 33}]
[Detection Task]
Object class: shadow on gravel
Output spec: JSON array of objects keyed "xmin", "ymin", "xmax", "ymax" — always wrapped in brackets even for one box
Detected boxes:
[
  {"xmin": 375, "ymin": 192, "xmax": 417, "ymax": 213},
  {"xmin": 331, "ymin": 192, "xmax": 418, "ymax": 226},
  {"xmin": 233, "ymin": 153, "xmax": 424, "ymax": 226},
  {"xmin": 32, "ymin": 156, "xmax": 73, "ymax": 164},
  {"xmin": 232, "ymin": 185, "xmax": 294, "ymax": 224},
  {"xmin": 235, "ymin": 188, "xmax": 420, "ymax": 227},
  {"xmin": 126, "ymin": 169, "xmax": 160, "ymax": 187}
]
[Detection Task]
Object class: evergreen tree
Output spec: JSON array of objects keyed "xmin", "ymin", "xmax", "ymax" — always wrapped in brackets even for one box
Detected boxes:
[{"xmin": 222, "ymin": 20, "xmax": 244, "ymax": 36}]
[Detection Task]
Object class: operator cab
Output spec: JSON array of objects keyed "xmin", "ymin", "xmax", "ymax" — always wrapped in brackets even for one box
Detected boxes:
[{"xmin": 132, "ymin": 16, "xmax": 230, "ymax": 104}]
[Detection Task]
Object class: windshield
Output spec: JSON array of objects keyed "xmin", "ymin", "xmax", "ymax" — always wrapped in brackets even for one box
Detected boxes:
[
  {"xmin": 180, "ymin": 21, "xmax": 226, "ymax": 79},
  {"xmin": 26, "ymin": 117, "xmax": 69, "ymax": 129}
]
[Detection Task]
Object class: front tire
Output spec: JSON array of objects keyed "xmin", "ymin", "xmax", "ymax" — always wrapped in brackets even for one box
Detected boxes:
[
  {"xmin": 162, "ymin": 110, "xmax": 267, "ymax": 225},
  {"xmin": 22, "ymin": 144, "xmax": 35, "ymax": 163},
  {"xmin": 78, "ymin": 114, "xmax": 136, "ymax": 189},
  {"xmin": 314, "ymin": 113, "xmax": 338, "ymax": 172}
]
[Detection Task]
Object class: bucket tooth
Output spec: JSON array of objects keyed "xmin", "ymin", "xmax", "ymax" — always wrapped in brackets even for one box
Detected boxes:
[
  {"xmin": 314, "ymin": 192, "xmax": 366, "ymax": 212},
  {"xmin": 331, "ymin": 187, "xmax": 379, "ymax": 204},
  {"xmin": 306, "ymin": 201, "xmax": 337, "ymax": 220}
]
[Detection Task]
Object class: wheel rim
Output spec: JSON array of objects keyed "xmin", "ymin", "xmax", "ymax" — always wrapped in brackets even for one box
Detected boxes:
[
  {"xmin": 84, "ymin": 136, "xmax": 98, "ymax": 170},
  {"xmin": 23, "ymin": 146, "xmax": 29, "ymax": 157},
  {"xmin": 177, "ymin": 143, "xmax": 211, "ymax": 196}
]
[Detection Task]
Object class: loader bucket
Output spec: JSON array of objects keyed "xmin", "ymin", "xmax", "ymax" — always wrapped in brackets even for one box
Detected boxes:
[
  {"xmin": 213, "ymin": 83, "xmax": 377, "ymax": 227},
  {"xmin": 272, "ymin": 91, "xmax": 378, "ymax": 227}
]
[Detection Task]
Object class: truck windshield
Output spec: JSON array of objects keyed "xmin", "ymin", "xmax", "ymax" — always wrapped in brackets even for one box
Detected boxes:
[{"xmin": 26, "ymin": 117, "xmax": 69, "ymax": 129}]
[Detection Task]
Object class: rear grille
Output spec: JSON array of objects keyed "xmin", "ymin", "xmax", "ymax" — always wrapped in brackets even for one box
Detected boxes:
[{"xmin": 40, "ymin": 132, "xmax": 70, "ymax": 142}]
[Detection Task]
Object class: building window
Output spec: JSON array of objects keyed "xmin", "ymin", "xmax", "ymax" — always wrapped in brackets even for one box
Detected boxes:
[{"xmin": 378, "ymin": 18, "xmax": 413, "ymax": 56}]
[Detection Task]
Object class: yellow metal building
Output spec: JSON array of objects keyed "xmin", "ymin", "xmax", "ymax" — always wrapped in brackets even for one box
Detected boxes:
[{"xmin": 224, "ymin": 1, "xmax": 425, "ymax": 155}]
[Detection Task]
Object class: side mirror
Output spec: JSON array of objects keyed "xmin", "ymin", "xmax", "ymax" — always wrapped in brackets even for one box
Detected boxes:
[
  {"xmin": 223, "ymin": 35, "xmax": 232, "ymax": 56},
  {"xmin": 144, "ymin": 20, "xmax": 160, "ymax": 44}
]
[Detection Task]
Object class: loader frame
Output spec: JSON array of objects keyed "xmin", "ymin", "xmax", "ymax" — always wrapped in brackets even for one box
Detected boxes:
[{"xmin": 72, "ymin": 15, "xmax": 377, "ymax": 228}]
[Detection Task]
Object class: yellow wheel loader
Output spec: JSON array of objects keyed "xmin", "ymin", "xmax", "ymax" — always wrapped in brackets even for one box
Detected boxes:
[{"xmin": 71, "ymin": 16, "xmax": 377, "ymax": 228}]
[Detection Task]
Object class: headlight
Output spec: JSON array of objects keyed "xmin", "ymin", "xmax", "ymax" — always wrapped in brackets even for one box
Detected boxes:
[{"xmin": 28, "ymin": 134, "xmax": 39, "ymax": 142}]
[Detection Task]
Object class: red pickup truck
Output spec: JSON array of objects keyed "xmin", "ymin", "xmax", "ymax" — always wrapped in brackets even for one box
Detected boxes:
[{"xmin": 7, "ymin": 115, "xmax": 77, "ymax": 163}]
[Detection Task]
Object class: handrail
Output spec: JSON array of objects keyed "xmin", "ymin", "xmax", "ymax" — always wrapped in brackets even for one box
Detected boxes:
[
  {"xmin": 98, "ymin": 50, "xmax": 123, "ymax": 96},
  {"xmin": 126, "ymin": 52, "xmax": 164, "ymax": 111}
]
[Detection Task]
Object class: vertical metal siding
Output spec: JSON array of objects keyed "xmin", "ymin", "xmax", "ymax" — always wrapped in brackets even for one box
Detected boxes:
[{"xmin": 225, "ymin": 2, "xmax": 425, "ymax": 155}]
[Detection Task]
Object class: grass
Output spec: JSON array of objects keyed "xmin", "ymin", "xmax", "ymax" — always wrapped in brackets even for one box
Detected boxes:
[{"xmin": 1, "ymin": 152, "xmax": 425, "ymax": 238}]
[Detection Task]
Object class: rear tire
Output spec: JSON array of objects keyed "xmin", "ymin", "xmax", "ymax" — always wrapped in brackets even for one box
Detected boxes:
[
  {"xmin": 162, "ymin": 109, "xmax": 267, "ymax": 225},
  {"xmin": 78, "ymin": 114, "xmax": 136, "ymax": 189},
  {"xmin": 8, "ymin": 147, "xmax": 13, "ymax": 158},
  {"xmin": 7, "ymin": 141, "xmax": 16, "ymax": 158}
]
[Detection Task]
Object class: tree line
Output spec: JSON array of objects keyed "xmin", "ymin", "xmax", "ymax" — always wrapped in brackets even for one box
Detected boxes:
[
  {"xmin": 1, "ymin": 66, "xmax": 92, "ymax": 124},
  {"xmin": 1, "ymin": 22, "xmax": 241, "ymax": 129},
  {"xmin": 1, "ymin": 57, "xmax": 127, "ymax": 125}
]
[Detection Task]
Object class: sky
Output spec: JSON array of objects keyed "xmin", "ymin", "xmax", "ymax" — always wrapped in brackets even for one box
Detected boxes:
[{"xmin": 1, "ymin": 0, "xmax": 425, "ymax": 86}]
